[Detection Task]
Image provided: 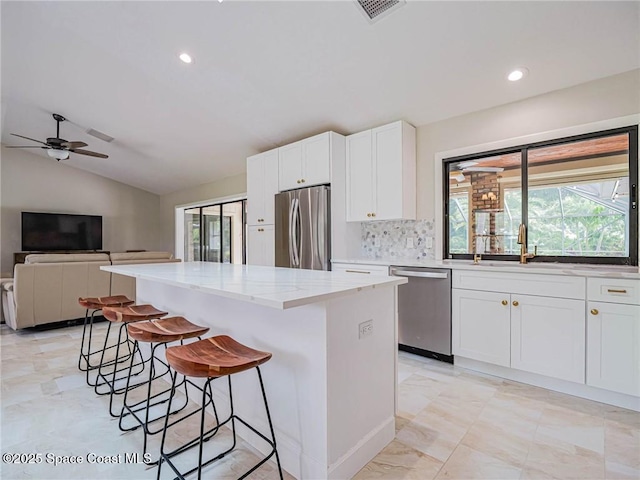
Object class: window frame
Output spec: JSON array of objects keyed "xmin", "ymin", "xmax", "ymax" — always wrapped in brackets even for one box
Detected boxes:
[
  {"xmin": 184, "ymin": 199, "xmax": 247, "ymax": 264},
  {"xmin": 443, "ymin": 125, "xmax": 638, "ymax": 266}
]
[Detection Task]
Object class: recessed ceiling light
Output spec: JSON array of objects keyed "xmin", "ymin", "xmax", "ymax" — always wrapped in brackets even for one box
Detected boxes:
[
  {"xmin": 507, "ymin": 67, "xmax": 528, "ymax": 82},
  {"xmin": 179, "ymin": 53, "xmax": 193, "ymax": 64}
]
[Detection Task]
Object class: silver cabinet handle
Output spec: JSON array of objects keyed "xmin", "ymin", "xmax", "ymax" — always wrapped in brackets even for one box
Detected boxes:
[
  {"xmin": 390, "ymin": 268, "xmax": 448, "ymax": 279},
  {"xmin": 345, "ymin": 269, "xmax": 371, "ymax": 274}
]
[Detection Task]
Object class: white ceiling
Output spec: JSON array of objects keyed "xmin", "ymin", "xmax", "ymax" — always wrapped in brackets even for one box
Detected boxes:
[{"xmin": 1, "ymin": 1, "xmax": 638, "ymax": 195}]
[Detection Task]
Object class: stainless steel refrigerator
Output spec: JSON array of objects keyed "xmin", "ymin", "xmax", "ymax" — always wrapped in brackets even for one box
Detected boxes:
[{"xmin": 275, "ymin": 186, "xmax": 331, "ymax": 270}]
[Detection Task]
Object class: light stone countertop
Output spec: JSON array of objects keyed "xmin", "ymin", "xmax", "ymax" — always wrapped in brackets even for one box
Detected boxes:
[
  {"xmin": 331, "ymin": 258, "xmax": 640, "ymax": 279},
  {"xmin": 102, "ymin": 261, "xmax": 407, "ymax": 310}
]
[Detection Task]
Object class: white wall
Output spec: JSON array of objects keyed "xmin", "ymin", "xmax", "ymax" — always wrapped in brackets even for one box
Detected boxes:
[
  {"xmin": 416, "ymin": 69, "xmax": 640, "ymax": 221},
  {"xmin": 0, "ymin": 148, "xmax": 162, "ymax": 275},
  {"xmin": 158, "ymin": 172, "xmax": 247, "ymax": 254}
]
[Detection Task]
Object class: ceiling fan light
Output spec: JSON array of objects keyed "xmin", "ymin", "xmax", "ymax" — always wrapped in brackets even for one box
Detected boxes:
[{"xmin": 47, "ymin": 148, "xmax": 69, "ymax": 160}]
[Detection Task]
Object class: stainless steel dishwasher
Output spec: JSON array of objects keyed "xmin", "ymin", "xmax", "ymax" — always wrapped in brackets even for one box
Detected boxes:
[{"xmin": 390, "ymin": 266, "xmax": 453, "ymax": 363}]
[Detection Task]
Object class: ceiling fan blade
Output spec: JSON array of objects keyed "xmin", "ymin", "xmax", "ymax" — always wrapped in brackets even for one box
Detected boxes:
[
  {"xmin": 4, "ymin": 145, "xmax": 47, "ymax": 148},
  {"xmin": 61, "ymin": 141, "xmax": 88, "ymax": 149},
  {"xmin": 69, "ymin": 148, "xmax": 109, "ymax": 159},
  {"xmin": 10, "ymin": 133, "xmax": 49, "ymax": 146}
]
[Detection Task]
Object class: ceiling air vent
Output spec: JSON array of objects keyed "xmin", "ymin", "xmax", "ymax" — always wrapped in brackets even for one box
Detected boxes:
[{"xmin": 356, "ymin": 0, "xmax": 405, "ymax": 23}]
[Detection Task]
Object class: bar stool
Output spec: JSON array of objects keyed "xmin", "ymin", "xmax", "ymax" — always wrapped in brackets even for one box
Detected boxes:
[
  {"xmin": 119, "ymin": 316, "xmax": 210, "ymax": 462},
  {"xmin": 98, "ymin": 304, "xmax": 168, "ymax": 417},
  {"xmin": 77, "ymin": 295, "xmax": 134, "ymax": 385},
  {"xmin": 157, "ymin": 335, "xmax": 283, "ymax": 480}
]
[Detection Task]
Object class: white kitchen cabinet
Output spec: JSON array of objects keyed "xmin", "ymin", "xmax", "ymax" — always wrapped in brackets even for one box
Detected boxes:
[
  {"xmin": 452, "ymin": 288, "xmax": 511, "ymax": 367},
  {"xmin": 346, "ymin": 121, "xmax": 416, "ymax": 222},
  {"xmin": 511, "ymin": 294, "xmax": 585, "ymax": 383},
  {"xmin": 586, "ymin": 277, "xmax": 640, "ymax": 397},
  {"xmin": 247, "ymin": 224, "xmax": 274, "ymax": 266},
  {"xmin": 278, "ymin": 132, "xmax": 331, "ymax": 191},
  {"xmin": 452, "ymin": 270, "xmax": 586, "ymax": 383},
  {"xmin": 247, "ymin": 149, "xmax": 279, "ymax": 226}
]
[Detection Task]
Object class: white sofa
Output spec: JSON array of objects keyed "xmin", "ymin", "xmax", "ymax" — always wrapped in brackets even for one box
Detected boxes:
[{"xmin": 2, "ymin": 252, "xmax": 180, "ymax": 330}]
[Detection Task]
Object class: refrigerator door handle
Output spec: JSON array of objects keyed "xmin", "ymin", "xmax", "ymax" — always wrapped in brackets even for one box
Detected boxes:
[
  {"xmin": 288, "ymin": 198, "xmax": 295, "ymax": 267},
  {"xmin": 292, "ymin": 198, "xmax": 300, "ymax": 267},
  {"xmin": 316, "ymin": 190, "xmax": 324, "ymax": 269}
]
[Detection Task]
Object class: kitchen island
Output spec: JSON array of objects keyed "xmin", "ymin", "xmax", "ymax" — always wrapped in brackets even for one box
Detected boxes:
[{"xmin": 102, "ymin": 262, "xmax": 406, "ymax": 480}]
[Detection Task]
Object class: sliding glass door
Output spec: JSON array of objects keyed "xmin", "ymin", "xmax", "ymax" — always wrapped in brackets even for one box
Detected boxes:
[{"xmin": 184, "ymin": 200, "xmax": 246, "ymax": 264}]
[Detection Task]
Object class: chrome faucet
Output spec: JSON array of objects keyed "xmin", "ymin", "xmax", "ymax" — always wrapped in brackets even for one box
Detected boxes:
[{"xmin": 517, "ymin": 223, "xmax": 536, "ymax": 264}]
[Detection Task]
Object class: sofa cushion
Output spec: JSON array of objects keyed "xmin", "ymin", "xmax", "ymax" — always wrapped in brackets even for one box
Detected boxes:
[
  {"xmin": 109, "ymin": 252, "xmax": 173, "ymax": 262},
  {"xmin": 25, "ymin": 253, "xmax": 110, "ymax": 264}
]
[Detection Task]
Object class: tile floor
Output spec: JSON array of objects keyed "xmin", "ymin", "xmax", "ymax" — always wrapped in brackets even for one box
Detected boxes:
[{"xmin": 1, "ymin": 322, "xmax": 638, "ymax": 480}]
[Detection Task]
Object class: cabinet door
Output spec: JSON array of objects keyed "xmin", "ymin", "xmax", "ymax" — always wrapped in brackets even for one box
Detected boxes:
[
  {"xmin": 372, "ymin": 122, "xmax": 403, "ymax": 221},
  {"xmin": 452, "ymin": 288, "xmax": 511, "ymax": 366},
  {"xmin": 247, "ymin": 224, "xmax": 274, "ymax": 266},
  {"xmin": 346, "ymin": 130, "xmax": 373, "ymax": 222},
  {"xmin": 279, "ymin": 142, "xmax": 303, "ymax": 191},
  {"xmin": 511, "ymin": 295, "xmax": 585, "ymax": 383},
  {"xmin": 587, "ymin": 301, "xmax": 640, "ymax": 396},
  {"xmin": 247, "ymin": 150, "xmax": 278, "ymax": 226},
  {"xmin": 302, "ymin": 133, "xmax": 330, "ymax": 187}
]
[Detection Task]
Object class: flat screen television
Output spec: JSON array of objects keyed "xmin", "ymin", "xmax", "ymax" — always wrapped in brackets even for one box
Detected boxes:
[{"xmin": 21, "ymin": 212, "xmax": 103, "ymax": 251}]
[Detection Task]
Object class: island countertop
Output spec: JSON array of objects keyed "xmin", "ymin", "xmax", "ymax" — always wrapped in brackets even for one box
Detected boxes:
[{"xmin": 102, "ymin": 261, "xmax": 407, "ymax": 309}]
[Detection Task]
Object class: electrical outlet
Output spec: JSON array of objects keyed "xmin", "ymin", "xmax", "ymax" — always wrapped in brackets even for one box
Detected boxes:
[
  {"xmin": 359, "ymin": 320, "xmax": 373, "ymax": 339},
  {"xmin": 406, "ymin": 237, "xmax": 414, "ymax": 248},
  {"xmin": 426, "ymin": 236, "xmax": 433, "ymax": 249}
]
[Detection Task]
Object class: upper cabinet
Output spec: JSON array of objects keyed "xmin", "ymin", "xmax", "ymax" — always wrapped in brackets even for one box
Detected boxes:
[
  {"xmin": 346, "ymin": 121, "xmax": 416, "ymax": 222},
  {"xmin": 278, "ymin": 132, "xmax": 331, "ymax": 191},
  {"xmin": 247, "ymin": 149, "xmax": 279, "ymax": 226}
]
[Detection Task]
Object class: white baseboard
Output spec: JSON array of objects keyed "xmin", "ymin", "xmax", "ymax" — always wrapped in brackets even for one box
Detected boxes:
[
  {"xmin": 455, "ymin": 356, "xmax": 640, "ymax": 412},
  {"xmin": 328, "ymin": 416, "xmax": 395, "ymax": 480}
]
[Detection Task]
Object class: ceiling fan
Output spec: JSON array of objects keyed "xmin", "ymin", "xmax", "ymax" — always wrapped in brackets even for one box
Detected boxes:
[{"xmin": 5, "ymin": 113, "xmax": 108, "ymax": 160}]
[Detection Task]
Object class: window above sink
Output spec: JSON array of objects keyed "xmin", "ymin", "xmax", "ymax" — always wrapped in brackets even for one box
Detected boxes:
[{"xmin": 443, "ymin": 125, "xmax": 638, "ymax": 266}]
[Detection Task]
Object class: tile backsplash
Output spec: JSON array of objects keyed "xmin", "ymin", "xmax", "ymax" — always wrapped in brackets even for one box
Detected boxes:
[{"xmin": 361, "ymin": 219, "xmax": 435, "ymax": 260}]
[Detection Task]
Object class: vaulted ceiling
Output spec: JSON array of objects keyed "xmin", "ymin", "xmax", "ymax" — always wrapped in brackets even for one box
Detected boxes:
[{"xmin": 2, "ymin": 1, "xmax": 638, "ymax": 195}]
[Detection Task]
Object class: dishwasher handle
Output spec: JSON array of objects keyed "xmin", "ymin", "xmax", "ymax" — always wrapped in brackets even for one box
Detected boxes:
[{"xmin": 390, "ymin": 268, "xmax": 448, "ymax": 279}]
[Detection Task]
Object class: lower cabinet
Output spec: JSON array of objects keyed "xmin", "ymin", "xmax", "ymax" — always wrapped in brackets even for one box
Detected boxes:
[
  {"xmin": 587, "ymin": 301, "xmax": 640, "ymax": 396},
  {"xmin": 452, "ymin": 289, "xmax": 511, "ymax": 367},
  {"xmin": 247, "ymin": 225, "xmax": 274, "ymax": 266},
  {"xmin": 452, "ymin": 271, "xmax": 586, "ymax": 384},
  {"xmin": 511, "ymin": 294, "xmax": 585, "ymax": 383}
]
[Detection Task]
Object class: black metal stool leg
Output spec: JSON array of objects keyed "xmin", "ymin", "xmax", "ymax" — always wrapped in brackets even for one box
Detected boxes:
[
  {"xmin": 256, "ymin": 366, "xmax": 284, "ymax": 480},
  {"xmin": 89, "ymin": 320, "xmax": 113, "ymax": 387},
  {"xmin": 77, "ymin": 307, "xmax": 92, "ymax": 371},
  {"xmin": 157, "ymin": 370, "xmax": 179, "ymax": 480}
]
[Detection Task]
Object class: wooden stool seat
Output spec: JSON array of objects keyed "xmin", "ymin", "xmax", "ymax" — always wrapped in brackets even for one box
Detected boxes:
[
  {"xmin": 127, "ymin": 316, "xmax": 209, "ymax": 344},
  {"xmin": 78, "ymin": 295, "xmax": 134, "ymax": 310},
  {"xmin": 102, "ymin": 304, "xmax": 168, "ymax": 323},
  {"xmin": 166, "ymin": 335, "xmax": 272, "ymax": 378}
]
